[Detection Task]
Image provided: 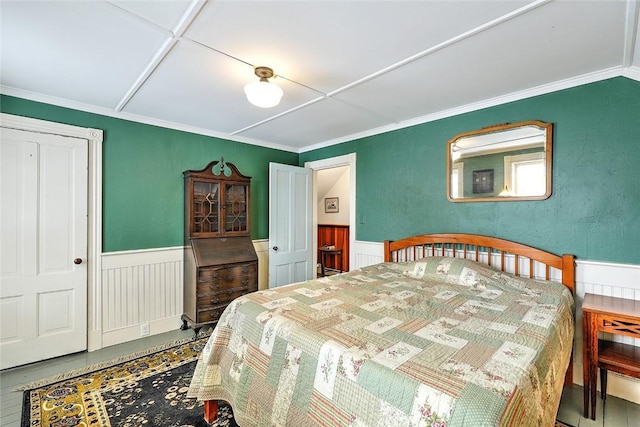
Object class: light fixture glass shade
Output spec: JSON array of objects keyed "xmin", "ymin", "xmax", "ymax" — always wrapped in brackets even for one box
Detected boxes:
[{"xmin": 244, "ymin": 80, "xmax": 283, "ymax": 108}]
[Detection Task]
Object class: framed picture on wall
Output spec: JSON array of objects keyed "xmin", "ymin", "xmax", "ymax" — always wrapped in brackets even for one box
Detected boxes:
[
  {"xmin": 324, "ymin": 197, "xmax": 339, "ymax": 213},
  {"xmin": 472, "ymin": 169, "xmax": 494, "ymax": 194}
]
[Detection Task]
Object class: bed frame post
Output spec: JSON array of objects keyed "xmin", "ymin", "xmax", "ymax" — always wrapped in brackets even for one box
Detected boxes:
[
  {"xmin": 204, "ymin": 400, "xmax": 219, "ymax": 424},
  {"xmin": 561, "ymin": 254, "xmax": 575, "ymax": 294},
  {"xmin": 562, "ymin": 254, "xmax": 576, "ymax": 386}
]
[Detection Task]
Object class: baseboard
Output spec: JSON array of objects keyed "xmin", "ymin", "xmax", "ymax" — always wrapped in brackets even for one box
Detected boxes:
[{"xmin": 102, "ymin": 315, "xmax": 182, "ymax": 348}]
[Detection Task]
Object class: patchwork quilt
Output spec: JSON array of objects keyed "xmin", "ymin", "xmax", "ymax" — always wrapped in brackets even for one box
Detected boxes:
[{"xmin": 188, "ymin": 257, "xmax": 574, "ymax": 427}]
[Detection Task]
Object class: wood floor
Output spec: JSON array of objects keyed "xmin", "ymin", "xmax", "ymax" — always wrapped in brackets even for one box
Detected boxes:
[{"xmin": 2, "ymin": 329, "xmax": 638, "ymax": 427}]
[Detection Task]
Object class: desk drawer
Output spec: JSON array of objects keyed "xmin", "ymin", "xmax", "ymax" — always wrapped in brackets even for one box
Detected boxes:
[
  {"xmin": 197, "ymin": 275, "xmax": 255, "ymax": 294},
  {"xmin": 196, "ymin": 304, "xmax": 228, "ymax": 324},
  {"xmin": 198, "ymin": 286, "xmax": 249, "ymax": 307},
  {"xmin": 197, "ymin": 263, "xmax": 257, "ymax": 284}
]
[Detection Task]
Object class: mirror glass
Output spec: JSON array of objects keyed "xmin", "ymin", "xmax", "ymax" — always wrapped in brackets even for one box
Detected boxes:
[{"xmin": 447, "ymin": 120, "xmax": 552, "ymax": 202}]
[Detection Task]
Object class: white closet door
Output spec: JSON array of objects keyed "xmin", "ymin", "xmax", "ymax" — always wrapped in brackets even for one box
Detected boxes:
[{"xmin": 0, "ymin": 128, "xmax": 88, "ymax": 369}]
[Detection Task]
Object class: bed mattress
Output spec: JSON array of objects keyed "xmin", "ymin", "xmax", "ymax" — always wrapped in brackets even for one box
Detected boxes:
[{"xmin": 188, "ymin": 256, "xmax": 574, "ymax": 426}]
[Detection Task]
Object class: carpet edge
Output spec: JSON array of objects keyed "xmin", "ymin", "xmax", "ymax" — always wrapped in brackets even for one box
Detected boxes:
[{"xmin": 14, "ymin": 335, "xmax": 208, "ymax": 391}]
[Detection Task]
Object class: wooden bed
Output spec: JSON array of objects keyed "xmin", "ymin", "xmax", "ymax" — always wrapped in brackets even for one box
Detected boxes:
[{"xmin": 194, "ymin": 233, "xmax": 576, "ymax": 425}]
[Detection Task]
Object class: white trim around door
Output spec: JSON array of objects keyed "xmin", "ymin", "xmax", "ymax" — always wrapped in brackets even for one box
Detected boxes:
[
  {"xmin": 0, "ymin": 113, "xmax": 103, "ymax": 351},
  {"xmin": 304, "ymin": 153, "xmax": 357, "ymax": 273}
]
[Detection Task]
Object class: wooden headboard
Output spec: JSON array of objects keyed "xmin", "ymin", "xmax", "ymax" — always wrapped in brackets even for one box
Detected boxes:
[
  {"xmin": 384, "ymin": 233, "xmax": 575, "ymax": 292},
  {"xmin": 384, "ymin": 233, "xmax": 576, "ymax": 385}
]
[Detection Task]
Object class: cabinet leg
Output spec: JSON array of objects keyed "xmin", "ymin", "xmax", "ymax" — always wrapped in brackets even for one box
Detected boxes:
[
  {"xmin": 180, "ymin": 319, "xmax": 189, "ymax": 331},
  {"xmin": 600, "ymin": 368, "xmax": 607, "ymax": 401}
]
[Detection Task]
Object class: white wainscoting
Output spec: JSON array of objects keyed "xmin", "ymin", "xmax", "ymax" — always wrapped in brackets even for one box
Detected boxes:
[
  {"xmin": 99, "ymin": 240, "xmax": 270, "ymax": 348},
  {"xmin": 353, "ymin": 240, "xmax": 385, "ymax": 268},
  {"xmin": 101, "ymin": 247, "xmax": 184, "ymax": 347},
  {"xmin": 352, "ymin": 240, "xmax": 640, "ymax": 404}
]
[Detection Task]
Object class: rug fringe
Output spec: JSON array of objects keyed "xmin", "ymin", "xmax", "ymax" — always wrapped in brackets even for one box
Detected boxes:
[{"xmin": 14, "ymin": 334, "xmax": 209, "ymax": 391}]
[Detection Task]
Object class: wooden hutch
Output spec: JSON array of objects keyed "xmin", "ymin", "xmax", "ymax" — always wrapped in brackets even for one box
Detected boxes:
[{"xmin": 181, "ymin": 158, "xmax": 257, "ymax": 333}]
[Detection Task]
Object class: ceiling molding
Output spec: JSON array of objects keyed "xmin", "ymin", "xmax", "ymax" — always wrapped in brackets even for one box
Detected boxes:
[
  {"xmin": 326, "ymin": 0, "xmax": 552, "ymax": 99},
  {"xmin": 3, "ymin": 65, "xmax": 633, "ymax": 156},
  {"xmin": 114, "ymin": 0, "xmax": 209, "ymax": 112},
  {"xmin": 230, "ymin": 95, "xmax": 327, "ymax": 136},
  {"xmin": 2, "ymin": 1, "xmax": 636, "ymax": 153},
  {"xmin": 300, "ymin": 66, "xmax": 627, "ymax": 153},
  {"xmin": 0, "ymin": 85, "xmax": 299, "ymax": 154}
]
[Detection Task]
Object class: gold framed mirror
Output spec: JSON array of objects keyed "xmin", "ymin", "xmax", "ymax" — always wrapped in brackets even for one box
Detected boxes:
[{"xmin": 447, "ymin": 120, "xmax": 552, "ymax": 202}]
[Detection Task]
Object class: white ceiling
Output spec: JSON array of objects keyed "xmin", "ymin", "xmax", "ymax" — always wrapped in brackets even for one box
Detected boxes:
[
  {"xmin": 317, "ymin": 166, "xmax": 349, "ymax": 202},
  {"xmin": 1, "ymin": 0, "xmax": 639, "ymax": 153}
]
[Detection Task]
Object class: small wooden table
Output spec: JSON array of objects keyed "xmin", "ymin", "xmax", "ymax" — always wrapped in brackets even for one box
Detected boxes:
[
  {"xmin": 582, "ymin": 293, "xmax": 640, "ymax": 420},
  {"xmin": 319, "ymin": 248, "xmax": 342, "ymax": 276}
]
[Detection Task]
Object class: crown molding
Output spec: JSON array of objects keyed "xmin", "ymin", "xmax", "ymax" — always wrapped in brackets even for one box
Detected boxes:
[
  {"xmin": 2, "ymin": 65, "xmax": 634, "ymax": 156},
  {"xmin": 302, "ymin": 66, "xmax": 627, "ymax": 153},
  {"xmin": 0, "ymin": 85, "xmax": 299, "ymax": 154}
]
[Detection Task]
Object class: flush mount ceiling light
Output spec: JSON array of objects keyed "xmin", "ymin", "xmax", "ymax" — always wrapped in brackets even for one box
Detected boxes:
[{"xmin": 244, "ymin": 66, "xmax": 283, "ymax": 108}]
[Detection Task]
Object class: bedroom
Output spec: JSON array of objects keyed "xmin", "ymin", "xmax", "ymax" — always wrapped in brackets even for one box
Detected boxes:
[{"xmin": 1, "ymin": 0, "xmax": 640, "ymax": 425}]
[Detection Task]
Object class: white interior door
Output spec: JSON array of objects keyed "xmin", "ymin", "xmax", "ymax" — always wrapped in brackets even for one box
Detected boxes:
[
  {"xmin": 268, "ymin": 163, "xmax": 312, "ymax": 288},
  {"xmin": 0, "ymin": 128, "xmax": 88, "ymax": 369}
]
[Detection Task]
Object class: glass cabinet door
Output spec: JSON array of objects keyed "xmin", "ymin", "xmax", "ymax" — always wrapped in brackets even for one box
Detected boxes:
[
  {"xmin": 193, "ymin": 181, "xmax": 220, "ymax": 234},
  {"xmin": 224, "ymin": 184, "xmax": 248, "ymax": 233}
]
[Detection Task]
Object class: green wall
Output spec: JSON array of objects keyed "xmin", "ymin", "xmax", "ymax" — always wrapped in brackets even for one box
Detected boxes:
[
  {"xmin": 3, "ymin": 77, "xmax": 639, "ymax": 263},
  {"xmin": 0, "ymin": 95, "xmax": 298, "ymax": 252},
  {"xmin": 300, "ymin": 77, "xmax": 640, "ymax": 265}
]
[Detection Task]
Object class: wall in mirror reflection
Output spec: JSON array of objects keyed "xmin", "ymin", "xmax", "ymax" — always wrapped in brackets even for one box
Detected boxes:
[{"xmin": 447, "ymin": 120, "xmax": 552, "ymax": 202}]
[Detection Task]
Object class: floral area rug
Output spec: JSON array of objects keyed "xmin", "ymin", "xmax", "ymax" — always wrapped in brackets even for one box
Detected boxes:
[{"xmin": 20, "ymin": 337, "xmax": 238, "ymax": 427}]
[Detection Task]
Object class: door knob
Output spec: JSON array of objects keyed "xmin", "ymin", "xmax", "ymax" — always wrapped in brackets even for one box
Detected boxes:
[
  {"xmin": 74, "ymin": 258, "xmax": 83, "ymax": 264},
  {"xmin": 272, "ymin": 246, "xmax": 278, "ymax": 251}
]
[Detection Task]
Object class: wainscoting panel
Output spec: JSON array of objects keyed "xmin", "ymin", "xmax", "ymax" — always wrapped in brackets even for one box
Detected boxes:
[
  {"xmin": 101, "ymin": 247, "xmax": 183, "ymax": 347},
  {"xmin": 353, "ymin": 240, "xmax": 384, "ymax": 269},
  {"xmin": 254, "ymin": 239, "xmax": 270, "ymax": 291},
  {"xmin": 100, "ymin": 241, "xmax": 270, "ymax": 347},
  {"xmin": 318, "ymin": 224, "xmax": 349, "ymax": 272}
]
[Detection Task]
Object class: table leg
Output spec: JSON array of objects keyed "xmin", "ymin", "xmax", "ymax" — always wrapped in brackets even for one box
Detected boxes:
[
  {"xmin": 587, "ymin": 315, "xmax": 599, "ymax": 420},
  {"xmin": 583, "ymin": 312, "xmax": 591, "ymax": 418}
]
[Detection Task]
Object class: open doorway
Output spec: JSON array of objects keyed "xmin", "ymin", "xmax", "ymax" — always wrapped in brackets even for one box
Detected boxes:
[
  {"xmin": 316, "ymin": 166, "xmax": 349, "ymax": 276},
  {"xmin": 305, "ymin": 154, "xmax": 356, "ymax": 277}
]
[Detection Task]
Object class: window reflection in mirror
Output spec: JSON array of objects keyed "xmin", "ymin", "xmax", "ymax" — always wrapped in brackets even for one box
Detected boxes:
[{"xmin": 447, "ymin": 121, "xmax": 552, "ymax": 202}]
